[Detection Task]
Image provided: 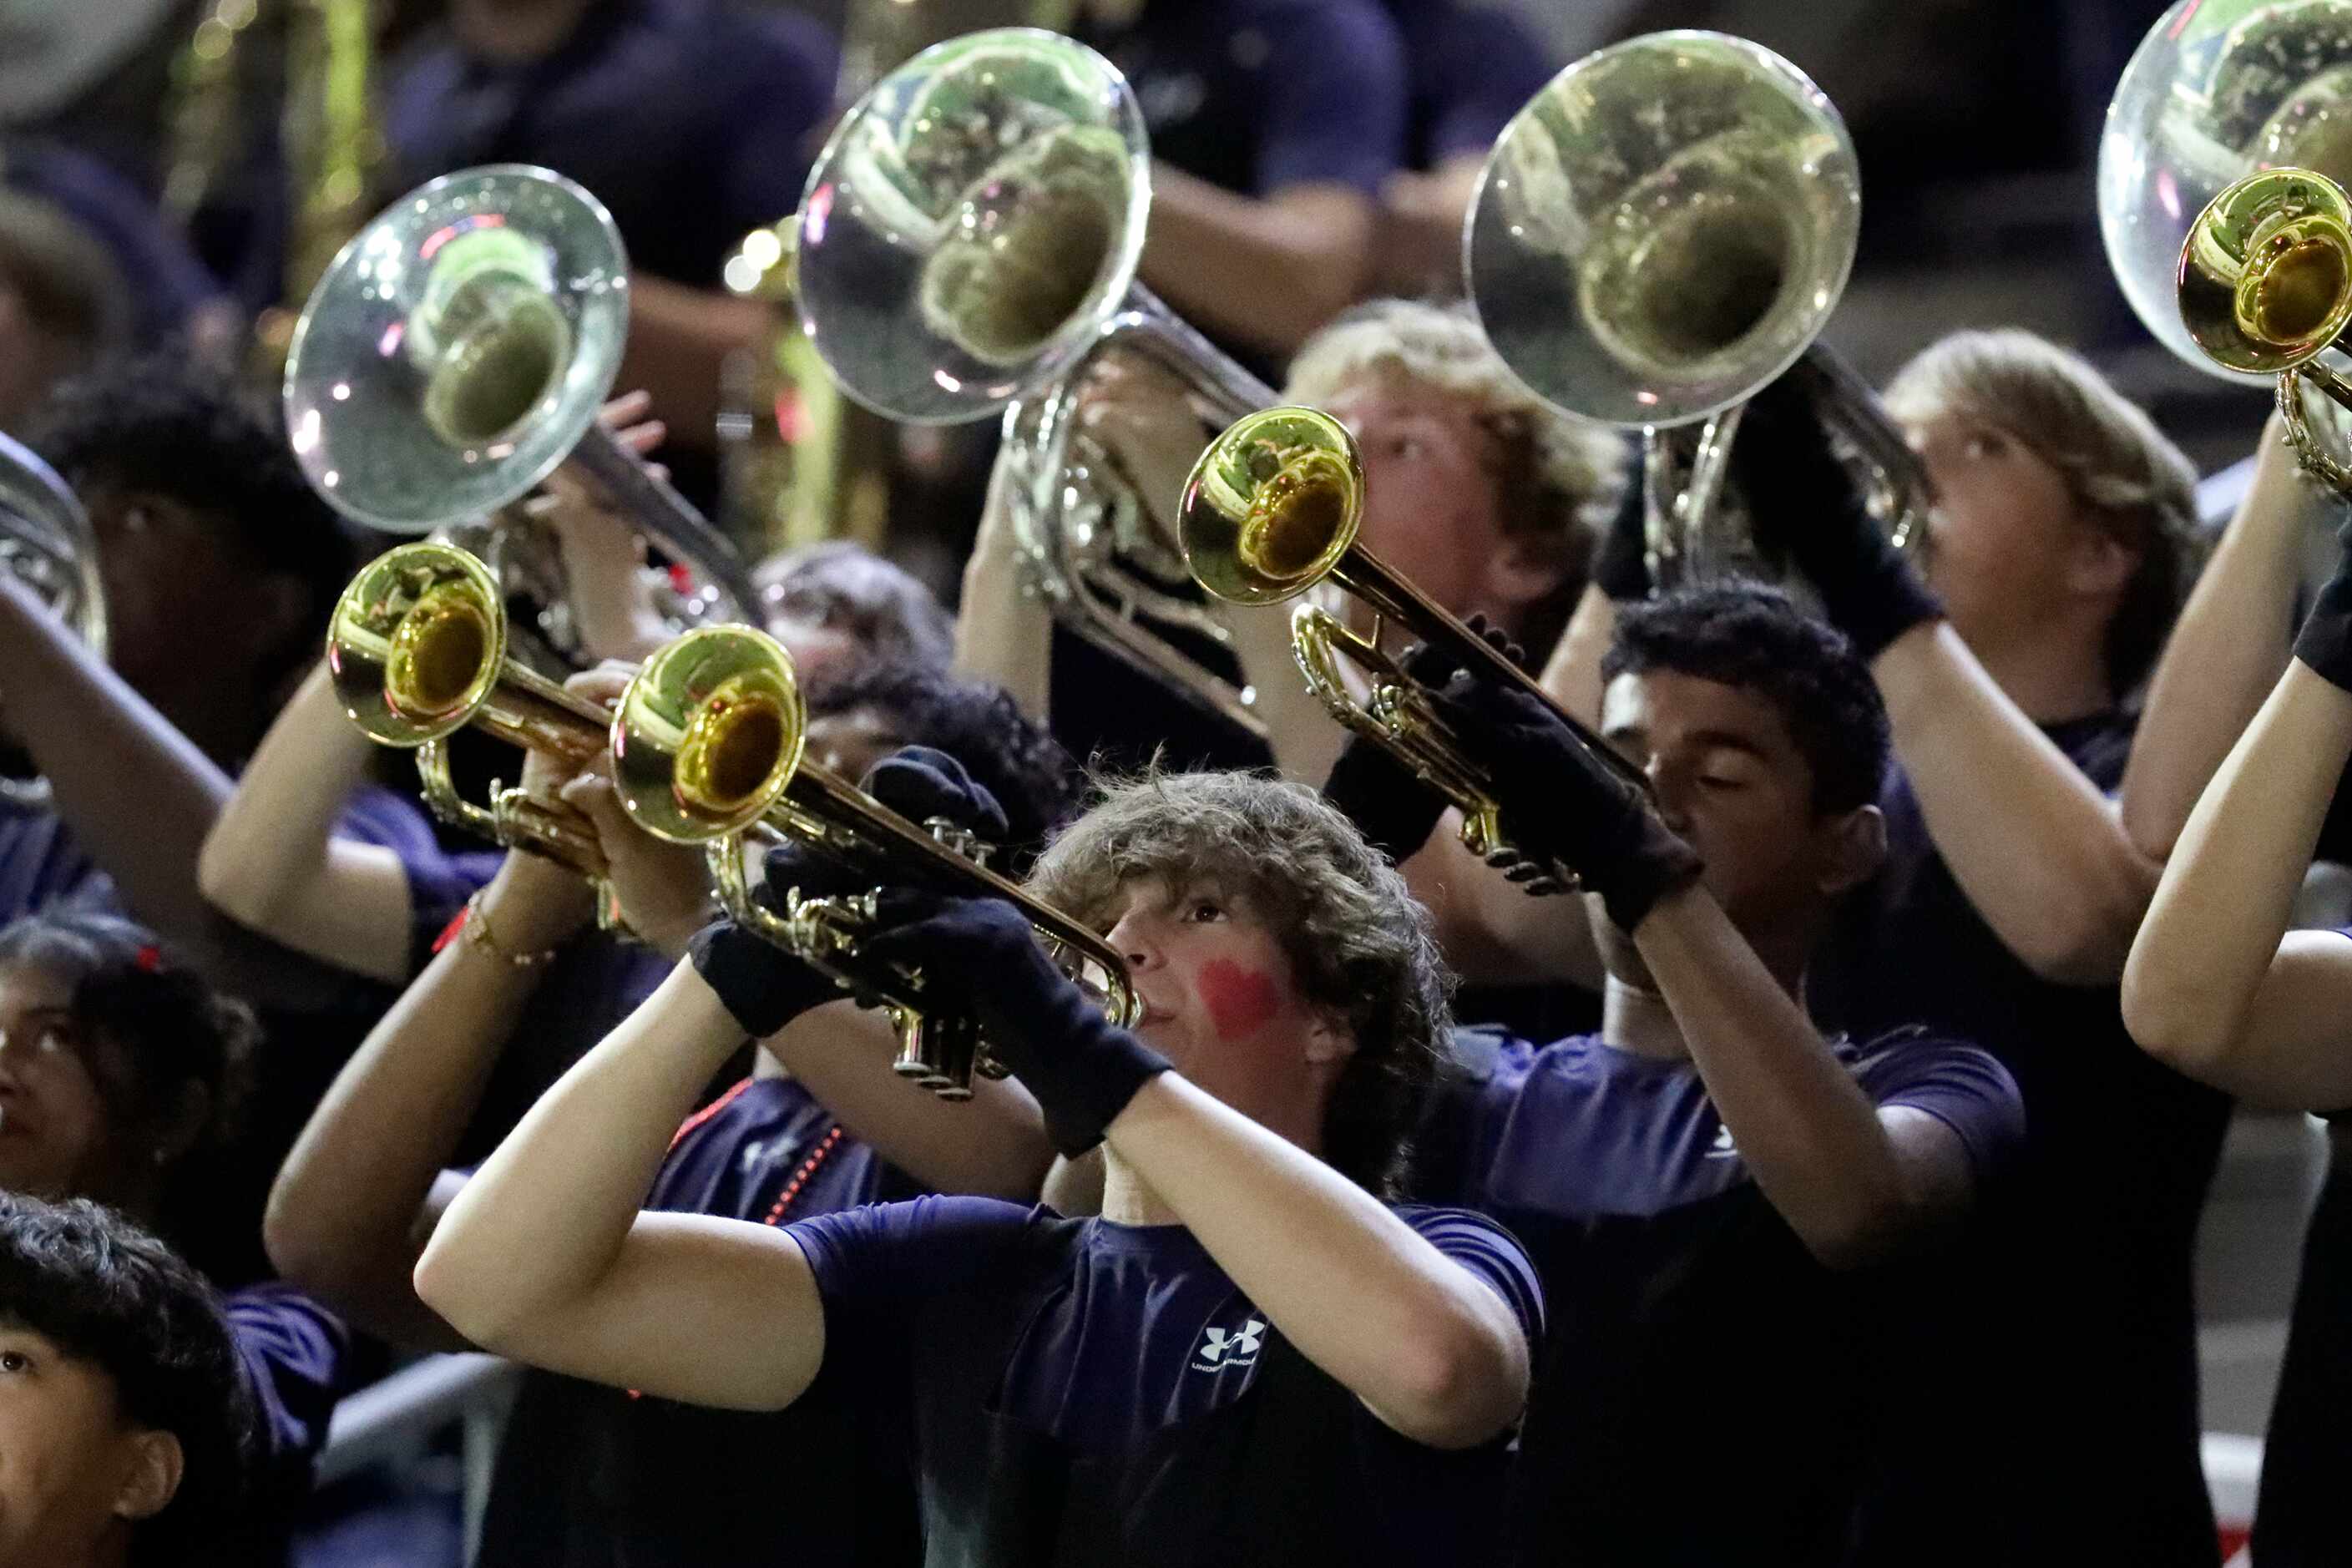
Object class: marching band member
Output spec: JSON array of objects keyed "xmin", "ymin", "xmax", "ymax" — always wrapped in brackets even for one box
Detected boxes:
[
  {"xmin": 2122, "ymin": 417, "xmax": 2352, "ymax": 1565},
  {"xmin": 1358, "ymin": 580, "xmax": 2021, "ymax": 1565},
  {"xmin": 413, "ymin": 769, "xmax": 1541, "ymax": 1567},
  {"xmin": 0, "ymin": 916, "xmax": 352, "ymax": 1563},
  {"xmin": 957, "ymin": 299, "xmax": 1623, "ymax": 786},
  {"xmin": 266, "ymin": 693, "xmax": 1070, "ymax": 1566}
]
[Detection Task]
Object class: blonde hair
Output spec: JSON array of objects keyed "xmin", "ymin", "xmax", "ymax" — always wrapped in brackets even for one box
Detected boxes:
[
  {"xmin": 1284, "ymin": 299, "xmax": 1627, "ymax": 586},
  {"xmin": 1884, "ymin": 328, "xmax": 2202, "ymax": 693}
]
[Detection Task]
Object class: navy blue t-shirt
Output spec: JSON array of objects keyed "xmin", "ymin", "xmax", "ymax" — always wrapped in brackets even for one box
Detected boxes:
[
  {"xmin": 1416, "ymin": 1024, "xmax": 2022, "ymax": 1567},
  {"xmin": 1375, "ymin": 0, "xmax": 1556, "ymax": 169},
  {"xmin": 474, "ymin": 1075, "xmax": 926, "ymax": 1568},
  {"xmin": 1072, "ymin": 0, "xmax": 1408, "ymax": 202},
  {"xmin": 1808, "ymin": 713, "xmax": 2233, "ymax": 1566},
  {"xmin": 386, "ymin": 0, "xmax": 837, "ymax": 291},
  {"xmin": 788, "ymin": 1193, "xmax": 1542, "ymax": 1560}
]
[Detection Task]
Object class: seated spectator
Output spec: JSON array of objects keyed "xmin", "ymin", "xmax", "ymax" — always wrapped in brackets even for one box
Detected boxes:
[
  {"xmin": 0, "ymin": 916, "xmax": 349, "ymax": 1562},
  {"xmin": 0, "ymin": 1191, "xmax": 255, "ymax": 1566}
]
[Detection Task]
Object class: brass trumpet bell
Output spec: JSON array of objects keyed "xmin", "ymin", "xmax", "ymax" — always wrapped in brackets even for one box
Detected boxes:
[
  {"xmin": 613, "ymin": 623, "xmax": 1139, "ymax": 1096},
  {"xmin": 326, "ymin": 540, "xmax": 615, "ymax": 873},
  {"xmin": 1181, "ymin": 407, "xmax": 1646, "ymax": 891}
]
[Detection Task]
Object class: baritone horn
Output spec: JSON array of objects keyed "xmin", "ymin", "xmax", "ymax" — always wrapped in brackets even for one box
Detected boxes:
[
  {"xmin": 792, "ymin": 28, "xmax": 1278, "ymax": 736},
  {"xmin": 1467, "ymin": 31, "xmax": 1930, "ymax": 584},
  {"xmin": 610, "ymin": 625, "xmax": 1140, "ymax": 1096},
  {"xmin": 326, "ymin": 540, "xmax": 615, "ymax": 878},
  {"xmin": 0, "ymin": 433, "xmax": 109, "ymax": 807},
  {"xmin": 1181, "ymin": 407, "xmax": 1648, "ymax": 895},
  {"xmin": 285, "ymin": 164, "xmax": 760, "ymax": 625}
]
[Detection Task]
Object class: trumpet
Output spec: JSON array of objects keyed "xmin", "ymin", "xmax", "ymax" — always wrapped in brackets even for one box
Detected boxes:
[
  {"xmin": 330, "ymin": 540, "xmax": 1137, "ymax": 1095},
  {"xmin": 792, "ymin": 27, "xmax": 1278, "ymax": 736},
  {"xmin": 1181, "ymin": 407, "xmax": 1649, "ymax": 894},
  {"xmin": 1467, "ymin": 31, "xmax": 1926, "ymax": 584},
  {"xmin": 610, "ymin": 625, "xmax": 1141, "ymax": 1097}
]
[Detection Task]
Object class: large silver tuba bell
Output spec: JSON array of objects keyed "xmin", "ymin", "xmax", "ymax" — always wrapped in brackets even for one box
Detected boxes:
[
  {"xmin": 1467, "ymin": 31, "xmax": 1918, "ymax": 585},
  {"xmin": 283, "ymin": 164, "xmax": 761, "ymax": 625},
  {"xmin": 792, "ymin": 28, "xmax": 1278, "ymax": 736}
]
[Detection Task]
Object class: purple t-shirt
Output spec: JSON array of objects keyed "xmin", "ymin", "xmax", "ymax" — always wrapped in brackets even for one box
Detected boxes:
[
  {"xmin": 1376, "ymin": 0, "xmax": 1557, "ymax": 168},
  {"xmin": 331, "ymin": 782, "xmax": 503, "ymax": 978},
  {"xmin": 225, "ymin": 1282, "xmax": 351, "ymax": 1555},
  {"xmin": 788, "ymin": 1192, "xmax": 1540, "ymax": 1556},
  {"xmin": 473, "ymin": 1076, "xmax": 925, "ymax": 1568},
  {"xmin": 1073, "ymin": 0, "xmax": 1408, "ymax": 200},
  {"xmin": 385, "ymin": 0, "xmax": 837, "ymax": 290}
]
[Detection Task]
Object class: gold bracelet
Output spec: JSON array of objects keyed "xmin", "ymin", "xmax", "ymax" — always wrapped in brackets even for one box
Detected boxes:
[{"xmin": 461, "ymin": 889, "xmax": 562, "ymax": 969}]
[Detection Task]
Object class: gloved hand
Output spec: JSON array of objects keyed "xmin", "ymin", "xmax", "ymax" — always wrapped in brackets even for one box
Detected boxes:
[
  {"xmin": 1425, "ymin": 673, "xmax": 1702, "ymax": 933},
  {"xmin": 860, "ymin": 889, "xmax": 1170, "ymax": 1155},
  {"xmin": 1728, "ymin": 356, "xmax": 1943, "ymax": 660},
  {"xmin": 690, "ymin": 835, "xmax": 860, "ymax": 1038},
  {"xmin": 692, "ymin": 746, "xmax": 1015, "ymax": 1037},
  {"xmin": 2297, "ymin": 516, "xmax": 2352, "ymax": 693},
  {"xmin": 1321, "ymin": 615, "xmax": 1522, "ymax": 865}
]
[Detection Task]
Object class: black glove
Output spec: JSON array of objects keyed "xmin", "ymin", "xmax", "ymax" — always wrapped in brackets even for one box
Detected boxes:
[
  {"xmin": 862, "ymin": 746, "xmax": 1011, "ymax": 847},
  {"xmin": 2297, "ymin": 518, "xmax": 2352, "ymax": 692},
  {"xmin": 861, "ymin": 889, "xmax": 1170, "ymax": 1155},
  {"xmin": 689, "ymin": 833, "xmax": 855, "ymax": 1038},
  {"xmin": 1321, "ymin": 615, "xmax": 1522, "ymax": 865},
  {"xmin": 1425, "ymin": 673, "xmax": 1702, "ymax": 932},
  {"xmin": 1728, "ymin": 358, "xmax": 1943, "ymax": 660},
  {"xmin": 692, "ymin": 746, "xmax": 1015, "ymax": 1037},
  {"xmin": 1591, "ymin": 448, "xmax": 1652, "ymax": 603}
]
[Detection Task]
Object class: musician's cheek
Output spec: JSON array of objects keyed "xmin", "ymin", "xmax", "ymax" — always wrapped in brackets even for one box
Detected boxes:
[{"xmin": 1196, "ymin": 959, "xmax": 1282, "ymax": 1042}]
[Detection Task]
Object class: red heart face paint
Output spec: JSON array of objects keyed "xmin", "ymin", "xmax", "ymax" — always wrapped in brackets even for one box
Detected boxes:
[{"xmin": 1196, "ymin": 959, "xmax": 1283, "ymax": 1042}]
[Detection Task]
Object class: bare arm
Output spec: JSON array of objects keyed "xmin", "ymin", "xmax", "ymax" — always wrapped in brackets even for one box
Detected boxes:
[
  {"xmin": 413, "ymin": 964, "xmax": 828, "ymax": 1410},
  {"xmin": 1137, "ymin": 175, "xmax": 1375, "ymax": 359},
  {"xmin": 266, "ymin": 852, "xmax": 597, "ymax": 1350},
  {"xmin": 2122, "ymin": 417, "xmax": 2319, "ymax": 860},
  {"xmin": 2123, "ymin": 661, "xmax": 2352, "ymax": 1105},
  {"xmin": 1631, "ymin": 883, "xmax": 1980, "ymax": 1267},
  {"xmin": 952, "ymin": 449, "xmax": 1054, "ymax": 722},
  {"xmin": 615, "ymin": 278, "xmax": 770, "ymax": 455},
  {"xmin": 1869, "ymin": 621, "xmax": 2159, "ymax": 984},
  {"xmin": 197, "ymin": 660, "xmax": 416, "ymax": 984},
  {"xmin": 1105, "ymin": 1073, "xmax": 1530, "ymax": 1449}
]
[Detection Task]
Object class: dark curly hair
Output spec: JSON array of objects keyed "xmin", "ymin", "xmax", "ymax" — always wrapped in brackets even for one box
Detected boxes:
[
  {"xmin": 23, "ymin": 353, "xmax": 357, "ymax": 665},
  {"xmin": 0, "ymin": 1192, "xmax": 255, "ymax": 1565},
  {"xmin": 1602, "ymin": 581, "xmax": 1891, "ymax": 815},
  {"xmin": 0, "ymin": 913, "xmax": 259, "ymax": 1168},
  {"xmin": 756, "ymin": 541, "xmax": 955, "ymax": 674},
  {"xmin": 1025, "ymin": 771, "xmax": 1453, "ymax": 1196},
  {"xmin": 810, "ymin": 661, "xmax": 1079, "ymax": 873}
]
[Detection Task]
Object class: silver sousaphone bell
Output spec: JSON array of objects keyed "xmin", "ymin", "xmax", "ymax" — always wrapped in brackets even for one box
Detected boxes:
[{"xmin": 283, "ymin": 164, "xmax": 761, "ymax": 620}]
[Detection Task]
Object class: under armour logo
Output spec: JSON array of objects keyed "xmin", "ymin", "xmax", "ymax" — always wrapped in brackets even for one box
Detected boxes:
[
  {"xmin": 1705, "ymin": 1121, "xmax": 1740, "ymax": 1161},
  {"xmin": 1193, "ymin": 1318, "xmax": 1266, "ymax": 1372}
]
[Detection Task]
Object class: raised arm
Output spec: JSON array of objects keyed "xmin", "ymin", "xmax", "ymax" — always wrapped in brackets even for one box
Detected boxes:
[
  {"xmin": 1633, "ymin": 883, "xmax": 1985, "ymax": 1266},
  {"xmin": 2122, "ymin": 414, "xmax": 2323, "ymax": 859},
  {"xmin": 196, "ymin": 660, "xmax": 415, "ymax": 984},
  {"xmin": 413, "ymin": 960, "xmax": 828, "ymax": 1410},
  {"xmin": 266, "ymin": 847, "xmax": 598, "ymax": 1349},
  {"xmin": 1105, "ymin": 1073, "xmax": 1531, "ymax": 1448},
  {"xmin": 952, "ymin": 446, "xmax": 1054, "ymax": 722},
  {"xmin": 1737, "ymin": 377, "xmax": 2157, "ymax": 984},
  {"xmin": 2124, "ymin": 635, "xmax": 2352, "ymax": 1106}
]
